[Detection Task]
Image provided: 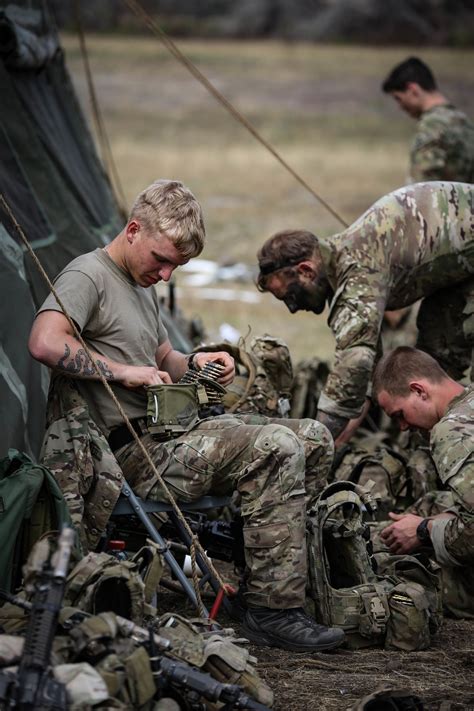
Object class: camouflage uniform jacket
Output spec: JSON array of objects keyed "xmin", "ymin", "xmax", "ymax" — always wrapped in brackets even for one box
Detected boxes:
[
  {"xmin": 317, "ymin": 181, "xmax": 474, "ymax": 420},
  {"xmin": 429, "ymin": 386, "xmax": 474, "ymax": 568},
  {"xmin": 41, "ymin": 374, "xmax": 123, "ymax": 551},
  {"xmin": 409, "ymin": 104, "xmax": 474, "ymax": 183}
]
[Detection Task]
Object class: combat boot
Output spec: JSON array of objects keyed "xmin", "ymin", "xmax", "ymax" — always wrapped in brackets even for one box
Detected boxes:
[{"xmin": 241, "ymin": 606, "xmax": 345, "ymax": 652}]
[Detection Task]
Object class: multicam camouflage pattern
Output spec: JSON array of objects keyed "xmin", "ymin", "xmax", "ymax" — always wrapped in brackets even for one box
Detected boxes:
[
  {"xmin": 430, "ymin": 386, "xmax": 474, "ymax": 563},
  {"xmin": 0, "ymin": 608, "xmax": 273, "ymax": 709},
  {"xmin": 333, "ymin": 434, "xmax": 410, "ymax": 516},
  {"xmin": 63, "ymin": 544, "xmax": 163, "ymax": 622},
  {"xmin": 429, "ymin": 386, "xmax": 474, "ymax": 618},
  {"xmin": 197, "ymin": 335, "xmax": 293, "ymax": 418},
  {"xmin": 307, "ymin": 482, "xmax": 388, "ymax": 649},
  {"xmin": 290, "ymin": 356, "xmax": 331, "ymax": 420},
  {"xmin": 409, "ymin": 104, "xmax": 474, "ymax": 183},
  {"xmin": 369, "ymin": 389, "xmax": 474, "ymax": 619},
  {"xmin": 41, "ymin": 374, "xmax": 123, "ymax": 551},
  {"xmin": 307, "ymin": 482, "xmax": 441, "ymax": 651},
  {"xmin": 317, "ymin": 181, "xmax": 474, "ymax": 420},
  {"xmin": 378, "ymin": 555, "xmax": 442, "ymax": 652},
  {"xmin": 333, "ymin": 432, "xmax": 441, "ymax": 517},
  {"xmin": 116, "ymin": 413, "xmax": 333, "ymax": 609}
]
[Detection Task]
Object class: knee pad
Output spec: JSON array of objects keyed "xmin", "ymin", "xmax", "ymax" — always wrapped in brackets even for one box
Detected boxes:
[{"xmin": 254, "ymin": 423, "xmax": 304, "ymax": 464}]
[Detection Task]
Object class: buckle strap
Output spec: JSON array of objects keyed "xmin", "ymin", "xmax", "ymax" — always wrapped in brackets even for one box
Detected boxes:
[{"xmin": 359, "ymin": 591, "xmax": 389, "ymax": 637}]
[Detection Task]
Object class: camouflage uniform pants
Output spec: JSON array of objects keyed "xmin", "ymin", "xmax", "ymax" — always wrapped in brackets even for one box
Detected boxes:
[
  {"xmin": 116, "ymin": 414, "xmax": 333, "ymax": 608},
  {"xmin": 416, "ymin": 276, "xmax": 474, "ymax": 381}
]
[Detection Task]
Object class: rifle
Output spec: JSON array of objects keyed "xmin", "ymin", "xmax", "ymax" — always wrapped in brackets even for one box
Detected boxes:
[
  {"xmin": 154, "ymin": 655, "xmax": 271, "ymax": 710},
  {"xmin": 0, "ymin": 527, "xmax": 75, "ymax": 710},
  {"xmin": 0, "ymin": 597, "xmax": 270, "ymax": 711}
]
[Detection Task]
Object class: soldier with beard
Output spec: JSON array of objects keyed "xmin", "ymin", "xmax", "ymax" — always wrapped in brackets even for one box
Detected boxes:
[{"xmin": 256, "ymin": 181, "xmax": 474, "ymax": 443}]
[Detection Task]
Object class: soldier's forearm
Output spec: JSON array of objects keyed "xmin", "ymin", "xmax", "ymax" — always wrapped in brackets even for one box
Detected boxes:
[
  {"xmin": 56, "ymin": 339, "xmax": 116, "ymax": 380},
  {"xmin": 32, "ymin": 333, "xmax": 117, "ymax": 381},
  {"xmin": 29, "ymin": 313, "xmax": 118, "ymax": 381},
  {"xmin": 316, "ymin": 410, "xmax": 348, "ymax": 439}
]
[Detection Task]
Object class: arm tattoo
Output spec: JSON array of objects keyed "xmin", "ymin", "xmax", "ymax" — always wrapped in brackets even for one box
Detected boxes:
[
  {"xmin": 316, "ymin": 410, "xmax": 348, "ymax": 438},
  {"xmin": 57, "ymin": 344, "xmax": 114, "ymax": 380}
]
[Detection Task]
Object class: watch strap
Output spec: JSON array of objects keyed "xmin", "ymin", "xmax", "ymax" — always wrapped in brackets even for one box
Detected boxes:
[{"xmin": 416, "ymin": 518, "xmax": 431, "ymax": 543}]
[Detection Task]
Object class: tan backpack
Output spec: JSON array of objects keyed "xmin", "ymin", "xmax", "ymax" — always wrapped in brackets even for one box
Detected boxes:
[{"xmin": 197, "ymin": 334, "xmax": 293, "ymax": 417}]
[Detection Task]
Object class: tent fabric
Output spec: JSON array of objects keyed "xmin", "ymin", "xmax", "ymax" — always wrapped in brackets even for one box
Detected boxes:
[{"xmin": 0, "ymin": 2, "xmax": 193, "ymax": 459}]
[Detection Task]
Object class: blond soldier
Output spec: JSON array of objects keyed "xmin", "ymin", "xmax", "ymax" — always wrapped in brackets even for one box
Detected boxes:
[{"xmin": 29, "ymin": 179, "xmax": 343, "ymax": 652}]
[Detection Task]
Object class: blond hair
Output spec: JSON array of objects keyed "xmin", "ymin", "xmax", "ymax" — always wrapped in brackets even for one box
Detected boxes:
[
  {"xmin": 373, "ymin": 347, "xmax": 447, "ymax": 398},
  {"xmin": 130, "ymin": 179, "xmax": 205, "ymax": 258}
]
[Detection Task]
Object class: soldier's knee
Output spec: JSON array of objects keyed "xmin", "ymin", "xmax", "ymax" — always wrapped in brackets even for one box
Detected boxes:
[
  {"xmin": 298, "ymin": 418, "xmax": 334, "ymax": 449},
  {"xmin": 254, "ymin": 423, "xmax": 304, "ymax": 462},
  {"xmin": 253, "ymin": 424, "xmax": 306, "ymax": 491}
]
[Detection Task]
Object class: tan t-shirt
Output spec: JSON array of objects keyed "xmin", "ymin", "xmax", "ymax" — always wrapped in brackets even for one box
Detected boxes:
[{"xmin": 38, "ymin": 248, "xmax": 168, "ymax": 433}]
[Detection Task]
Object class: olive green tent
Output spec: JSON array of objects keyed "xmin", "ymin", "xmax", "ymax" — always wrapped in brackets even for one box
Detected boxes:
[{"xmin": 0, "ymin": 2, "xmax": 192, "ymax": 459}]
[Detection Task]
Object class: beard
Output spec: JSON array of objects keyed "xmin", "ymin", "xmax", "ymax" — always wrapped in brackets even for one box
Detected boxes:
[{"xmin": 285, "ymin": 277, "xmax": 329, "ymax": 314}]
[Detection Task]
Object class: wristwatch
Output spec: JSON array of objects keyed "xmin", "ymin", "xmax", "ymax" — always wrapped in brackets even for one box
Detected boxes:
[
  {"xmin": 187, "ymin": 353, "xmax": 199, "ymax": 371},
  {"xmin": 416, "ymin": 518, "xmax": 431, "ymax": 544}
]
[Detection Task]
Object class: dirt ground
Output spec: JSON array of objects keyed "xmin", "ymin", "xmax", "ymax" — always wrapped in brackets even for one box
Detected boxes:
[
  {"xmin": 155, "ymin": 571, "xmax": 473, "ymax": 711},
  {"xmin": 248, "ymin": 618, "xmax": 474, "ymax": 711}
]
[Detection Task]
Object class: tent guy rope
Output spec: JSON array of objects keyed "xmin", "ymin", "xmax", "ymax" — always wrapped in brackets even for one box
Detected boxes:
[{"xmin": 122, "ymin": 0, "xmax": 349, "ymax": 229}]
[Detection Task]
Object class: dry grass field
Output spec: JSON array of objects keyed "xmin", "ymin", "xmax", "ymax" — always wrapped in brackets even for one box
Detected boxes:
[{"xmin": 62, "ymin": 34, "xmax": 474, "ymax": 363}]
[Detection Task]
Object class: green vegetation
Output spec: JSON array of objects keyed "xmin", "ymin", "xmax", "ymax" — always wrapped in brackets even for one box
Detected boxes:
[{"xmin": 62, "ymin": 35, "xmax": 474, "ymax": 362}]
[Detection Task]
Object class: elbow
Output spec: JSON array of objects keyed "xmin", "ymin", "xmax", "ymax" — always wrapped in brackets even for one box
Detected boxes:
[
  {"xmin": 28, "ymin": 334, "xmax": 44, "ymax": 363},
  {"xmin": 28, "ymin": 327, "xmax": 52, "ymax": 365}
]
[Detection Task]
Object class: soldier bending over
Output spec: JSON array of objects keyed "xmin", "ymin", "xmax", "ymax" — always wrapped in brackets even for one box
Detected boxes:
[{"xmin": 256, "ymin": 181, "xmax": 474, "ymax": 443}]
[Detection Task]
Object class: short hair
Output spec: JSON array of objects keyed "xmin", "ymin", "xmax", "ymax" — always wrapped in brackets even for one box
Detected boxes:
[
  {"xmin": 373, "ymin": 346, "xmax": 447, "ymax": 398},
  {"xmin": 256, "ymin": 229, "xmax": 319, "ymax": 291},
  {"xmin": 130, "ymin": 179, "xmax": 205, "ymax": 259},
  {"xmin": 382, "ymin": 57, "xmax": 437, "ymax": 93}
]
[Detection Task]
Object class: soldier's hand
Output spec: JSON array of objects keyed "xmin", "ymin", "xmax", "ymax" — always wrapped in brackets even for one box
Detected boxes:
[
  {"xmin": 334, "ymin": 399, "xmax": 371, "ymax": 447},
  {"xmin": 193, "ymin": 351, "xmax": 235, "ymax": 386},
  {"xmin": 380, "ymin": 512, "xmax": 423, "ymax": 554},
  {"xmin": 120, "ymin": 365, "xmax": 172, "ymax": 389}
]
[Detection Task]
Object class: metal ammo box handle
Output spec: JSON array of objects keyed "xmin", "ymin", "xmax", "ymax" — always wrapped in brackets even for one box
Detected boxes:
[{"xmin": 152, "ymin": 392, "xmax": 159, "ymax": 424}]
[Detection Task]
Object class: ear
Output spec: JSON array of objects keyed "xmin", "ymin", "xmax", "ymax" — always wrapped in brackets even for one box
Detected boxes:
[
  {"xmin": 406, "ymin": 81, "xmax": 421, "ymax": 97},
  {"xmin": 296, "ymin": 260, "xmax": 317, "ymax": 279},
  {"xmin": 409, "ymin": 381, "xmax": 428, "ymax": 399},
  {"xmin": 126, "ymin": 220, "xmax": 140, "ymax": 243}
]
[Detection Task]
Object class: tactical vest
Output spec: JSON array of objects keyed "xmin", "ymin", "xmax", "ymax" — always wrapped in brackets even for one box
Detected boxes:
[
  {"xmin": 61, "ymin": 610, "xmax": 274, "ymax": 709},
  {"xmin": 307, "ymin": 481, "xmax": 441, "ymax": 650},
  {"xmin": 62, "ymin": 544, "xmax": 164, "ymax": 622}
]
